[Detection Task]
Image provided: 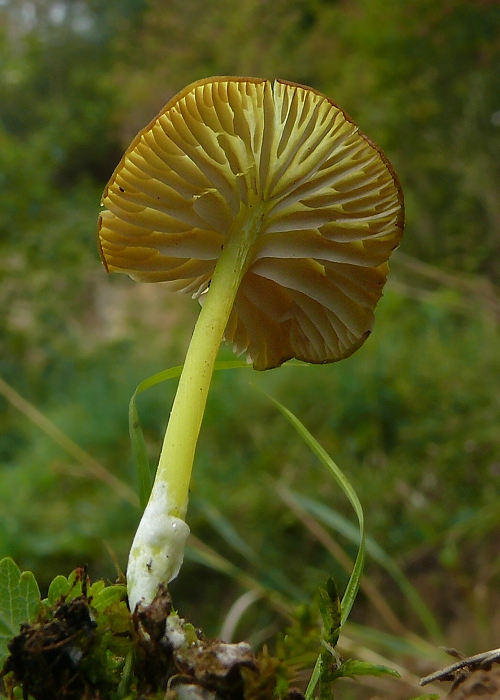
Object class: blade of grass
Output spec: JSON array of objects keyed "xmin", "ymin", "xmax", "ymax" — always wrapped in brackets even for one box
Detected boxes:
[
  {"xmin": 344, "ymin": 622, "xmax": 449, "ymax": 663},
  {"xmin": 129, "ymin": 361, "xmax": 251, "ymax": 509},
  {"xmin": 194, "ymin": 497, "xmax": 306, "ymax": 601},
  {"xmin": 186, "ymin": 533, "xmax": 293, "ymax": 621},
  {"xmin": 294, "ymin": 494, "xmax": 441, "ymax": 641},
  {"xmin": 304, "ymin": 656, "xmax": 322, "ymax": 700},
  {"xmin": 275, "ymin": 482, "xmax": 410, "ymax": 638},
  {"xmin": 0, "ymin": 375, "xmax": 139, "ymax": 508},
  {"xmin": 256, "ymin": 388, "xmax": 365, "ymax": 628},
  {"xmin": 255, "ymin": 389, "xmax": 366, "ymax": 700},
  {"xmin": 129, "ymin": 360, "xmax": 310, "ymax": 509}
]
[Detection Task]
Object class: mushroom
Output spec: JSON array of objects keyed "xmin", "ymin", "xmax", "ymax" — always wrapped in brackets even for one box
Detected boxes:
[{"xmin": 98, "ymin": 76, "xmax": 404, "ymax": 610}]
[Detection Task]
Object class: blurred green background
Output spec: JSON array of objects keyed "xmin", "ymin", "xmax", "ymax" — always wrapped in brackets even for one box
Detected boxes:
[{"xmin": 1, "ymin": 1, "xmax": 500, "ymax": 697}]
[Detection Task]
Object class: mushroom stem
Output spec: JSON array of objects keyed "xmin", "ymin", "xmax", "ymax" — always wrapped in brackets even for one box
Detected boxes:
[{"xmin": 127, "ymin": 199, "xmax": 266, "ymax": 610}]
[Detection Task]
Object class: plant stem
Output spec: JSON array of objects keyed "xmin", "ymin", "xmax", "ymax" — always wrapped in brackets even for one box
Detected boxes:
[
  {"xmin": 159, "ymin": 199, "xmax": 265, "ymax": 514},
  {"xmin": 127, "ymin": 199, "xmax": 266, "ymax": 609}
]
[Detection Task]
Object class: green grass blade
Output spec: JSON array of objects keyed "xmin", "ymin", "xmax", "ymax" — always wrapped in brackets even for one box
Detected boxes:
[
  {"xmin": 129, "ymin": 361, "xmax": 250, "ymax": 510},
  {"xmin": 129, "ymin": 365, "xmax": 183, "ymax": 510},
  {"xmin": 294, "ymin": 494, "xmax": 442, "ymax": 641},
  {"xmin": 185, "ymin": 534, "xmax": 292, "ymax": 621},
  {"xmin": 194, "ymin": 497, "xmax": 306, "ymax": 601},
  {"xmin": 256, "ymin": 389, "xmax": 365, "ymax": 628},
  {"xmin": 344, "ymin": 621, "xmax": 448, "ymax": 662},
  {"xmin": 304, "ymin": 655, "xmax": 322, "ymax": 700},
  {"xmin": 129, "ymin": 396, "xmax": 153, "ymax": 511},
  {"xmin": 195, "ymin": 498, "xmax": 258, "ymax": 563}
]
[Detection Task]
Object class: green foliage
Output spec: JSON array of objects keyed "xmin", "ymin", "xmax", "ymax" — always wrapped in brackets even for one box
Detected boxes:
[
  {"xmin": 329, "ymin": 659, "xmax": 399, "ymax": 681},
  {"xmin": 1, "ymin": 1, "xmax": 500, "ymax": 695},
  {"xmin": 278, "ymin": 603, "xmax": 321, "ymax": 670},
  {"xmin": 314, "ymin": 579, "xmax": 342, "ymax": 700},
  {"xmin": 0, "ymin": 564, "xmax": 314, "ymax": 699},
  {"xmin": 317, "ymin": 578, "xmax": 341, "ymax": 650},
  {"xmin": 303, "ymin": 577, "xmax": 398, "ymax": 699},
  {"xmin": 294, "ymin": 493, "xmax": 440, "ymax": 640},
  {"xmin": 1, "ymin": 566, "xmax": 135, "ymax": 700},
  {"xmin": 262, "ymin": 391, "xmax": 366, "ymax": 629},
  {"xmin": 44, "ymin": 569, "xmax": 127, "ymax": 611},
  {"xmin": 0, "ymin": 559, "xmax": 41, "ymax": 669},
  {"xmin": 46, "ymin": 575, "xmax": 73, "ymax": 606},
  {"xmin": 121, "ymin": 0, "xmax": 500, "ymax": 280}
]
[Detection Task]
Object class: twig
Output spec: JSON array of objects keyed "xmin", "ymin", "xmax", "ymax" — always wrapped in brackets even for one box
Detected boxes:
[{"xmin": 420, "ymin": 647, "xmax": 500, "ymax": 686}]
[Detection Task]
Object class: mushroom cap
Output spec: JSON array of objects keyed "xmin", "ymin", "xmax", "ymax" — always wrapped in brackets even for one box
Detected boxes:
[{"xmin": 98, "ymin": 77, "xmax": 404, "ymax": 370}]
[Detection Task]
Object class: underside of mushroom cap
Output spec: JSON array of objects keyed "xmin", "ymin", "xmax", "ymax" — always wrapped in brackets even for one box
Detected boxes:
[{"xmin": 98, "ymin": 76, "xmax": 404, "ymax": 370}]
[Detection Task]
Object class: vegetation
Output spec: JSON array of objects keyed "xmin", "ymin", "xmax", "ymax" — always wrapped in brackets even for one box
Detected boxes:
[{"xmin": 1, "ymin": 1, "xmax": 500, "ymax": 697}]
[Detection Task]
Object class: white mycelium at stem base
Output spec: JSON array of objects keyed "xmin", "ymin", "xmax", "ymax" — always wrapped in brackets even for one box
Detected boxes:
[
  {"xmin": 98, "ymin": 77, "xmax": 404, "ymax": 611},
  {"xmin": 127, "ymin": 200, "xmax": 265, "ymax": 610},
  {"xmin": 127, "ymin": 484, "xmax": 190, "ymax": 612}
]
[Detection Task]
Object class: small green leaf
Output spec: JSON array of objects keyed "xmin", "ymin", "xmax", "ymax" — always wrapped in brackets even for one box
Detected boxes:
[
  {"xmin": 0, "ymin": 557, "xmax": 41, "ymax": 668},
  {"xmin": 409, "ymin": 695, "xmax": 440, "ymax": 700},
  {"xmin": 46, "ymin": 574, "xmax": 71, "ymax": 605},
  {"xmin": 88, "ymin": 580, "xmax": 106, "ymax": 597},
  {"xmin": 91, "ymin": 585, "xmax": 128, "ymax": 612},
  {"xmin": 317, "ymin": 577, "xmax": 341, "ymax": 649},
  {"xmin": 332, "ymin": 659, "xmax": 400, "ymax": 680},
  {"xmin": 66, "ymin": 568, "xmax": 82, "ymax": 589}
]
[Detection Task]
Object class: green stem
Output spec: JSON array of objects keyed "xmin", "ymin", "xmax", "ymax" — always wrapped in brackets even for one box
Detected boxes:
[
  {"xmin": 156, "ymin": 199, "xmax": 265, "ymax": 517},
  {"xmin": 126, "ymin": 199, "xmax": 266, "ymax": 609}
]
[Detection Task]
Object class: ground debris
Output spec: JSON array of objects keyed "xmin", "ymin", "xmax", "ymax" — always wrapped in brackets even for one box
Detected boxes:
[
  {"xmin": 135, "ymin": 586, "xmax": 303, "ymax": 700},
  {"xmin": 420, "ymin": 646, "xmax": 500, "ymax": 699},
  {"xmin": 1, "ymin": 574, "xmax": 303, "ymax": 700},
  {"xmin": 446, "ymin": 666, "xmax": 500, "ymax": 700},
  {"xmin": 2, "ymin": 595, "xmax": 97, "ymax": 700}
]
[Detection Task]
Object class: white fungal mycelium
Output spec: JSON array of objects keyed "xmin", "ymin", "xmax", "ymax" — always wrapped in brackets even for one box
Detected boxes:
[{"xmin": 127, "ymin": 481, "xmax": 190, "ymax": 611}]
